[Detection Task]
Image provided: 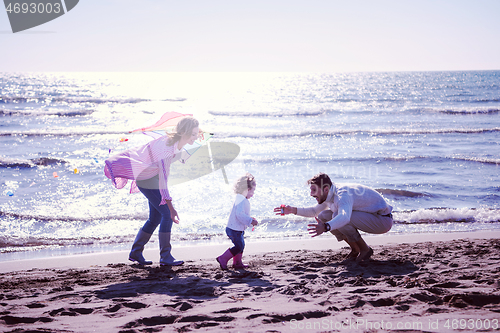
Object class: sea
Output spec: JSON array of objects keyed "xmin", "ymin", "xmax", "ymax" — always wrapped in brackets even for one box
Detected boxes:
[{"xmin": 1, "ymin": 71, "xmax": 499, "ymax": 261}]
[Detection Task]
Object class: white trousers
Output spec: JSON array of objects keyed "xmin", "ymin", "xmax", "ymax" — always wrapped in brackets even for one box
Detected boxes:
[{"xmin": 317, "ymin": 210, "xmax": 393, "ymax": 243}]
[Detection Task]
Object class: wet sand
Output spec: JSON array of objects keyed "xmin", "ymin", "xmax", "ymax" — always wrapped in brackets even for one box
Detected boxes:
[{"xmin": 1, "ymin": 232, "xmax": 500, "ymax": 332}]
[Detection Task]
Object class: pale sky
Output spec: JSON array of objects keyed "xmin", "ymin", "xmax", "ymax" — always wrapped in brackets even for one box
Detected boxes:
[{"xmin": 1, "ymin": 0, "xmax": 499, "ymax": 72}]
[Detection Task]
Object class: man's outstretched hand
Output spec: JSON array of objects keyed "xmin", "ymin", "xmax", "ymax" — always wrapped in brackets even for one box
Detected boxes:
[
  {"xmin": 307, "ymin": 216, "xmax": 327, "ymax": 237},
  {"xmin": 273, "ymin": 205, "xmax": 296, "ymax": 215}
]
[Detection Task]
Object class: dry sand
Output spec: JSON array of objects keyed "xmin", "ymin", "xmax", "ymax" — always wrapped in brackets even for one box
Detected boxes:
[{"xmin": 1, "ymin": 232, "xmax": 500, "ymax": 332}]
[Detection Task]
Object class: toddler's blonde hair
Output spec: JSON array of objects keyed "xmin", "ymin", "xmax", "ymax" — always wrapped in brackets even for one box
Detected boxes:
[{"xmin": 233, "ymin": 173, "xmax": 256, "ymax": 194}]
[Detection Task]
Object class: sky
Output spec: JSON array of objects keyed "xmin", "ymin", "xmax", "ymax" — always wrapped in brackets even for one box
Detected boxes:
[{"xmin": 1, "ymin": 0, "xmax": 499, "ymax": 72}]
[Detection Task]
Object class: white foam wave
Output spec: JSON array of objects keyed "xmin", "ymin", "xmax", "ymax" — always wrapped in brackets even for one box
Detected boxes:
[
  {"xmin": 163, "ymin": 98, "xmax": 187, "ymax": 102},
  {"xmin": 450, "ymin": 156, "xmax": 500, "ymax": 165},
  {"xmin": 420, "ymin": 107, "xmax": 500, "ymax": 115},
  {"xmin": 208, "ymin": 110, "xmax": 326, "ymax": 117},
  {"xmin": 395, "ymin": 208, "xmax": 500, "ymax": 224}
]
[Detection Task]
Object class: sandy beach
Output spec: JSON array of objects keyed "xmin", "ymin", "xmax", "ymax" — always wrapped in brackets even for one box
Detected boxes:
[
  {"xmin": 2, "ymin": 1, "xmax": 500, "ymax": 332},
  {"xmin": 1, "ymin": 231, "xmax": 500, "ymax": 332}
]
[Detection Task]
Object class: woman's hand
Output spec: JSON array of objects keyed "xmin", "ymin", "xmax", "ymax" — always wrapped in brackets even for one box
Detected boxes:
[
  {"xmin": 170, "ymin": 208, "xmax": 180, "ymax": 224},
  {"xmin": 166, "ymin": 201, "xmax": 180, "ymax": 224},
  {"xmin": 251, "ymin": 218, "xmax": 258, "ymax": 226}
]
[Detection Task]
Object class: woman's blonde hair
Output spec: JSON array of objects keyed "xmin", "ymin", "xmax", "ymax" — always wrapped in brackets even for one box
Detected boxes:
[
  {"xmin": 233, "ymin": 173, "xmax": 256, "ymax": 194},
  {"xmin": 166, "ymin": 117, "xmax": 199, "ymax": 146}
]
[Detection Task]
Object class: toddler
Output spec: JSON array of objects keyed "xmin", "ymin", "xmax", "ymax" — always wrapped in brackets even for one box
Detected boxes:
[{"xmin": 216, "ymin": 173, "xmax": 258, "ymax": 269}]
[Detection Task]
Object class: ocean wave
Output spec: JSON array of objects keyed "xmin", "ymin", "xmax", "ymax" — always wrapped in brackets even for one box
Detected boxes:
[
  {"xmin": 439, "ymin": 109, "xmax": 500, "ymax": 115},
  {"xmin": 0, "ymin": 158, "xmax": 35, "ymax": 168},
  {"xmin": 0, "ymin": 157, "xmax": 67, "ymax": 168},
  {"xmin": 0, "ymin": 210, "xmax": 144, "ymax": 223},
  {"xmin": 385, "ymin": 155, "xmax": 500, "ymax": 165},
  {"xmin": 208, "ymin": 110, "xmax": 327, "ymax": 117},
  {"xmin": 219, "ymin": 127, "xmax": 500, "ymax": 139},
  {"xmin": 471, "ymin": 98, "xmax": 500, "ymax": 103},
  {"xmin": 0, "ymin": 109, "xmax": 94, "ymax": 117},
  {"xmin": 449, "ymin": 156, "xmax": 500, "ymax": 165},
  {"xmin": 244, "ymin": 154, "xmax": 500, "ymax": 167},
  {"xmin": 163, "ymin": 98, "xmax": 187, "ymax": 102},
  {"xmin": 375, "ymin": 189, "xmax": 430, "ymax": 198},
  {"xmin": 0, "ymin": 235, "xmax": 131, "ymax": 250},
  {"xmin": 1, "ymin": 208, "xmax": 499, "ymax": 251},
  {"xmin": 3, "ymin": 127, "xmax": 499, "ymax": 138},
  {"xmin": 408, "ymin": 107, "xmax": 500, "ymax": 115},
  {"xmin": 394, "ymin": 207, "xmax": 500, "ymax": 224},
  {"xmin": 0, "ymin": 96, "xmax": 149, "ymax": 104},
  {"xmin": 0, "ymin": 130, "xmax": 127, "ymax": 137},
  {"xmin": 239, "ymin": 208, "xmax": 500, "ymax": 225},
  {"xmin": 3, "ymin": 206, "xmax": 498, "ymax": 226}
]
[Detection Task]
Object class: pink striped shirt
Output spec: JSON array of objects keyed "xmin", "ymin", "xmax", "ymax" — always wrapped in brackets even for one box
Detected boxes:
[{"xmin": 104, "ymin": 136, "xmax": 180, "ymax": 205}]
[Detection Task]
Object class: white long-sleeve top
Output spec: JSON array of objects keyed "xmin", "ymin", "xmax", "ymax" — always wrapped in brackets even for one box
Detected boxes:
[
  {"xmin": 226, "ymin": 194, "xmax": 254, "ymax": 231},
  {"xmin": 296, "ymin": 183, "xmax": 393, "ymax": 230}
]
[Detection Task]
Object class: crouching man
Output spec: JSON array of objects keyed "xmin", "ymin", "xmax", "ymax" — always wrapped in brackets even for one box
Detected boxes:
[{"xmin": 274, "ymin": 173, "xmax": 393, "ymax": 262}]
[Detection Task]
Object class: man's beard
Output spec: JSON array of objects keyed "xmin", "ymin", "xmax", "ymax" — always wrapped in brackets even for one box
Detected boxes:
[{"xmin": 316, "ymin": 196, "xmax": 326, "ymax": 204}]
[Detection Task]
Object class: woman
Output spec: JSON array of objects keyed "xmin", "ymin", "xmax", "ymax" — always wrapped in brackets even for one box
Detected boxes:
[{"xmin": 104, "ymin": 117, "xmax": 200, "ymax": 266}]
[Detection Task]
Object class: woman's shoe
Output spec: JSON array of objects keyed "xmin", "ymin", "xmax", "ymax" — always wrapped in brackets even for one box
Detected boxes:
[
  {"xmin": 159, "ymin": 232, "xmax": 184, "ymax": 266},
  {"xmin": 128, "ymin": 229, "xmax": 153, "ymax": 265}
]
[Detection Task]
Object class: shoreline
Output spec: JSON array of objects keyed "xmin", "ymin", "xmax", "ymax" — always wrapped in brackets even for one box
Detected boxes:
[{"xmin": 1, "ymin": 229, "xmax": 499, "ymax": 273}]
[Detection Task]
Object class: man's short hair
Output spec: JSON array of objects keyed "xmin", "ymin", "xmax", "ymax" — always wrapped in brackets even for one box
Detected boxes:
[{"xmin": 307, "ymin": 173, "xmax": 332, "ymax": 190}]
